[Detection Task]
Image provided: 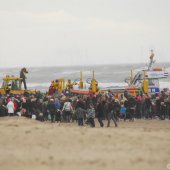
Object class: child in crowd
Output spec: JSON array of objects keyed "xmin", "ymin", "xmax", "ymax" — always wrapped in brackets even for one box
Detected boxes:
[{"xmin": 120, "ymin": 104, "xmax": 127, "ymax": 121}]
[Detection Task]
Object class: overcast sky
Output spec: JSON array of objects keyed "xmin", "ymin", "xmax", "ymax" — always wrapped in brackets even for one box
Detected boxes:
[{"xmin": 0, "ymin": 0, "xmax": 170, "ymax": 67}]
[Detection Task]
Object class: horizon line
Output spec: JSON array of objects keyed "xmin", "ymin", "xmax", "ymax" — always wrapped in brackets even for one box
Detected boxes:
[{"xmin": 0, "ymin": 61, "xmax": 170, "ymax": 69}]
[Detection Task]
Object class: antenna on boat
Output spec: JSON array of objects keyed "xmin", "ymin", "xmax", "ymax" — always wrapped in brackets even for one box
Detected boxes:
[
  {"xmin": 148, "ymin": 49, "xmax": 155, "ymax": 70},
  {"xmin": 79, "ymin": 71, "xmax": 83, "ymax": 89}
]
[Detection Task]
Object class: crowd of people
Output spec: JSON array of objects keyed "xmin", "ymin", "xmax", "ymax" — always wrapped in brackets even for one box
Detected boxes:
[{"xmin": 0, "ymin": 89, "xmax": 170, "ymax": 127}]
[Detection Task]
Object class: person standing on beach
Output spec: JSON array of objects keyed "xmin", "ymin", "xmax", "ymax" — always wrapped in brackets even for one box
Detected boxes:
[
  {"xmin": 47, "ymin": 99, "xmax": 56, "ymax": 123},
  {"xmin": 96, "ymin": 99, "xmax": 105, "ymax": 127},
  {"xmin": 107, "ymin": 99, "xmax": 118, "ymax": 127},
  {"xmin": 55, "ymin": 98, "xmax": 61, "ymax": 122},
  {"xmin": 20, "ymin": 68, "xmax": 28, "ymax": 90},
  {"xmin": 86, "ymin": 103, "xmax": 95, "ymax": 127},
  {"xmin": 62, "ymin": 99, "xmax": 73, "ymax": 122},
  {"xmin": 0, "ymin": 100, "xmax": 7, "ymax": 117},
  {"xmin": 6, "ymin": 98, "xmax": 15, "ymax": 116},
  {"xmin": 76, "ymin": 107, "xmax": 86, "ymax": 126}
]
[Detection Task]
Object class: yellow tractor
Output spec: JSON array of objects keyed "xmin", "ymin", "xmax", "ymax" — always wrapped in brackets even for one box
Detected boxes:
[{"xmin": 0, "ymin": 75, "xmax": 36, "ymax": 95}]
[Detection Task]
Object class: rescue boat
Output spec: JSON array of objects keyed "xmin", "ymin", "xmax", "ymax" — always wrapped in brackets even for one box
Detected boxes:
[
  {"xmin": 100, "ymin": 50, "xmax": 168, "ymax": 95},
  {"xmin": 49, "ymin": 50, "xmax": 168, "ymax": 96}
]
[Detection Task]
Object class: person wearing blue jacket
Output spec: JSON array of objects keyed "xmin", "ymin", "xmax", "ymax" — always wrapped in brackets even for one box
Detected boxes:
[{"xmin": 55, "ymin": 98, "xmax": 61, "ymax": 122}]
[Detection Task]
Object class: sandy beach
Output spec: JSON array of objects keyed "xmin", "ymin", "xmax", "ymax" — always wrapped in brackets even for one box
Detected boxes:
[{"xmin": 0, "ymin": 117, "xmax": 170, "ymax": 170}]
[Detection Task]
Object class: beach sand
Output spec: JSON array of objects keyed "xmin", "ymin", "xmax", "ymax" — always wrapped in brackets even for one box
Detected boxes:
[{"xmin": 0, "ymin": 117, "xmax": 170, "ymax": 170}]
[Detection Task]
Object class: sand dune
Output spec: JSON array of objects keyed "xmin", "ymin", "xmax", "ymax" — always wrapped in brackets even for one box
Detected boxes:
[{"xmin": 0, "ymin": 117, "xmax": 170, "ymax": 170}]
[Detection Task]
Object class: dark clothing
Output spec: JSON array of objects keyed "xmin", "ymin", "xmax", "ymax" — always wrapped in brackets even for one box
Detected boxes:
[
  {"xmin": 76, "ymin": 100, "xmax": 85, "ymax": 109},
  {"xmin": 108, "ymin": 102, "xmax": 114, "ymax": 113},
  {"xmin": 20, "ymin": 68, "xmax": 28, "ymax": 90},
  {"xmin": 107, "ymin": 110, "xmax": 118, "ymax": 127},
  {"xmin": 155, "ymin": 98, "xmax": 161, "ymax": 119},
  {"xmin": 42, "ymin": 101, "xmax": 48, "ymax": 121},
  {"xmin": 160, "ymin": 101, "xmax": 166, "ymax": 120},
  {"xmin": 104, "ymin": 102, "xmax": 109, "ymax": 119},
  {"xmin": 107, "ymin": 102, "xmax": 117, "ymax": 127},
  {"xmin": 0, "ymin": 105, "xmax": 7, "ymax": 117},
  {"xmin": 126, "ymin": 97, "xmax": 136, "ymax": 121},
  {"xmin": 86, "ymin": 117, "xmax": 95, "ymax": 127},
  {"xmin": 113, "ymin": 102, "xmax": 121, "ymax": 121},
  {"xmin": 65, "ymin": 111, "xmax": 71, "ymax": 122},
  {"xmin": 47, "ymin": 102, "xmax": 56, "ymax": 123},
  {"xmin": 76, "ymin": 107, "xmax": 86, "ymax": 119},
  {"xmin": 98, "ymin": 117, "xmax": 104, "ymax": 127},
  {"xmin": 21, "ymin": 102, "xmax": 28, "ymax": 109},
  {"xmin": 144, "ymin": 98, "xmax": 152, "ymax": 118},
  {"xmin": 20, "ymin": 69, "xmax": 27, "ymax": 79},
  {"xmin": 96, "ymin": 102, "xmax": 104, "ymax": 127},
  {"xmin": 91, "ymin": 96, "xmax": 97, "ymax": 107},
  {"xmin": 21, "ymin": 79, "xmax": 27, "ymax": 90},
  {"xmin": 55, "ymin": 110, "xmax": 61, "ymax": 122},
  {"xmin": 76, "ymin": 107, "xmax": 86, "ymax": 126},
  {"xmin": 78, "ymin": 118, "xmax": 84, "ymax": 126},
  {"xmin": 96, "ymin": 102, "xmax": 104, "ymax": 118}
]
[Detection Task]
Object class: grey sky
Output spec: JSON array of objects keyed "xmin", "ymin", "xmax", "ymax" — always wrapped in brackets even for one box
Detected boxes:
[{"xmin": 0, "ymin": 0, "xmax": 170, "ymax": 67}]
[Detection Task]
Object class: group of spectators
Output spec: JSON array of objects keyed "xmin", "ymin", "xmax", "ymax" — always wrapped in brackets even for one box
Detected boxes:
[{"xmin": 0, "ymin": 89, "xmax": 170, "ymax": 127}]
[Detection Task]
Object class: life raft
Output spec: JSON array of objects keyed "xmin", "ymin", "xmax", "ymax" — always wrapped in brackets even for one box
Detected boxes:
[{"xmin": 152, "ymin": 68, "xmax": 162, "ymax": 71}]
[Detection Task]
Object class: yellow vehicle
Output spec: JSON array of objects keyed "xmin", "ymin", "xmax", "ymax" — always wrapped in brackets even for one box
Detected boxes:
[
  {"xmin": 49, "ymin": 79, "xmax": 65, "ymax": 94},
  {"xmin": 66, "ymin": 79, "xmax": 78, "ymax": 90},
  {"xmin": 0, "ymin": 75, "xmax": 36, "ymax": 95}
]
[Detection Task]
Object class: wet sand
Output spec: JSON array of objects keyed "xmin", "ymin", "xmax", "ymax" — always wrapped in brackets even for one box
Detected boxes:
[{"xmin": 0, "ymin": 117, "xmax": 170, "ymax": 170}]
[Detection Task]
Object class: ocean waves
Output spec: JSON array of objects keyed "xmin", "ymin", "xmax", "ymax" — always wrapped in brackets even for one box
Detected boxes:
[{"xmin": 0, "ymin": 63, "xmax": 169, "ymax": 91}]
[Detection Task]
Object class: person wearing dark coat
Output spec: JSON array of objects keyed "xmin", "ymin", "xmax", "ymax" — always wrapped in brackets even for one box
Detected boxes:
[
  {"xmin": 21, "ymin": 99, "xmax": 29, "ymax": 116},
  {"xmin": 144, "ymin": 95, "xmax": 152, "ymax": 119},
  {"xmin": 20, "ymin": 67, "xmax": 28, "ymax": 90},
  {"xmin": 76, "ymin": 107, "xmax": 86, "ymax": 126},
  {"xmin": 75, "ymin": 98, "xmax": 85, "ymax": 109},
  {"xmin": 0, "ymin": 101, "xmax": 7, "ymax": 117},
  {"xmin": 55, "ymin": 98, "xmax": 61, "ymax": 122},
  {"xmin": 96, "ymin": 99, "xmax": 105, "ymax": 127},
  {"xmin": 126, "ymin": 96, "xmax": 136, "ymax": 121},
  {"xmin": 107, "ymin": 100, "xmax": 118, "ymax": 127},
  {"xmin": 47, "ymin": 99, "xmax": 56, "ymax": 123}
]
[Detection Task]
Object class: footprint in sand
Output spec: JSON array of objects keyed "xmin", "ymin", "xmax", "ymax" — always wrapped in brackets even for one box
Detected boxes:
[{"xmin": 25, "ymin": 130, "xmax": 31, "ymax": 134}]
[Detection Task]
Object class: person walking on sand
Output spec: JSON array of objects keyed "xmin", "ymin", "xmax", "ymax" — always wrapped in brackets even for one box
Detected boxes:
[
  {"xmin": 96, "ymin": 99, "xmax": 105, "ymax": 127},
  {"xmin": 20, "ymin": 67, "xmax": 28, "ymax": 90},
  {"xmin": 47, "ymin": 98, "xmax": 56, "ymax": 123},
  {"xmin": 76, "ymin": 107, "xmax": 86, "ymax": 126},
  {"xmin": 86, "ymin": 103, "xmax": 95, "ymax": 127},
  {"xmin": 107, "ymin": 99, "xmax": 118, "ymax": 127}
]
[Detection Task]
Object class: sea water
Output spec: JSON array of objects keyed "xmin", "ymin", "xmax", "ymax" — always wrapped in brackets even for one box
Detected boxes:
[{"xmin": 0, "ymin": 63, "xmax": 169, "ymax": 92}]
